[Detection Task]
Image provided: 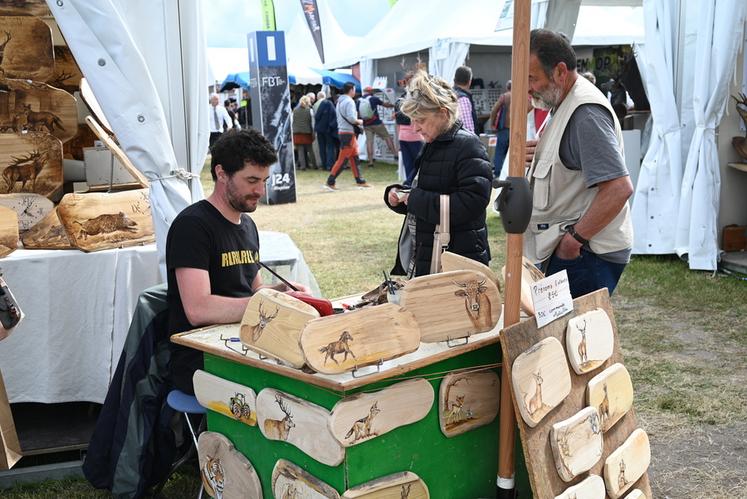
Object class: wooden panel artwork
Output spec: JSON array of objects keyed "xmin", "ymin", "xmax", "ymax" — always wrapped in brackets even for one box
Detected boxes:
[
  {"xmin": 197, "ymin": 431, "xmax": 262, "ymax": 499},
  {"xmin": 511, "ymin": 336, "xmax": 571, "ymax": 427},
  {"xmin": 0, "ymin": 192, "xmax": 53, "ymax": 231},
  {"xmin": 623, "ymin": 489, "xmax": 646, "ymax": 499},
  {"xmin": 0, "ymin": 206, "xmax": 17, "ymax": 257},
  {"xmin": 192, "ymin": 369, "xmax": 257, "ymax": 426},
  {"xmin": 256, "ymin": 388, "xmax": 344, "ymax": 466},
  {"xmin": 240, "ymin": 288, "xmax": 319, "ymax": 368},
  {"xmin": 399, "ymin": 269, "xmax": 501, "ymax": 342},
  {"xmin": 0, "ymin": 16, "xmax": 54, "ymax": 82},
  {"xmin": 549, "ymin": 406, "xmax": 603, "ymax": 481},
  {"xmin": 50, "ymin": 46, "xmax": 83, "ymax": 93},
  {"xmin": 554, "ymin": 474, "xmax": 606, "ymax": 499},
  {"xmin": 56, "ymin": 189, "xmax": 155, "ymax": 252},
  {"xmin": 438, "ymin": 370, "xmax": 500, "ymax": 438},
  {"xmin": 0, "ymin": 1, "xmax": 51, "ymax": 18},
  {"xmin": 329, "ymin": 378, "xmax": 434, "ymax": 447},
  {"xmin": 272, "ymin": 459, "xmax": 341, "ymax": 499},
  {"xmin": 0, "ymin": 77, "xmax": 77, "ymax": 143},
  {"xmin": 20, "ymin": 208, "xmax": 72, "ymax": 249},
  {"xmin": 502, "ymin": 256, "xmax": 545, "ymax": 316},
  {"xmin": 300, "ymin": 303, "xmax": 420, "ymax": 375},
  {"xmin": 587, "ymin": 363, "xmax": 634, "ymax": 433},
  {"xmin": 603, "ymin": 428, "xmax": 651, "ymax": 499},
  {"xmin": 565, "ymin": 308, "xmax": 614, "ymax": 375},
  {"xmin": 0, "ymin": 133, "xmax": 62, "ymax": 199},
  {"xmin": 342, "ymin": 471, "xmax": 429, "ymax": 499}
]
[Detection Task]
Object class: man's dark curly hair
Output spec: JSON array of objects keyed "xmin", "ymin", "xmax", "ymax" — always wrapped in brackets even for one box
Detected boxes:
[
  {"xmin": 530, "ymin": 29, "xmax": 577, "ymax": 78},
  {"xmin": 210, "ymin": 128, "xmax": 277, "ymax": 180}
]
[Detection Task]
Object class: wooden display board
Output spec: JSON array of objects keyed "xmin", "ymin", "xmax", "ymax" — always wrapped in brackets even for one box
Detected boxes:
[
  {"xmin": 0, "ymin": 133, "xmax": 62, "ymax": 199},
  {"xmin": 499, "ymin": 289, "xmax": 652, "ymax": 498},
  {"xmin": 0, "ymin": 16, "xmax": 54, "ymax": 82},
  {"xmin": 0, "ymin": 77, "xmax": 77, "ymax": 143}
]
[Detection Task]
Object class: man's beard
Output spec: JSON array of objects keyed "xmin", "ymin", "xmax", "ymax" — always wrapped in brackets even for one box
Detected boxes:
[
  {"xmin": 226, "ymin": 180, "xmax": 259, "ymax": 213},
  {"xmin": 531, "ymin": 79, "xmax": 562, "ymax": 110}
]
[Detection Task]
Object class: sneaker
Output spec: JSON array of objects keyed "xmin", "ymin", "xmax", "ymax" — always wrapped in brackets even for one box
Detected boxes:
[
  {"xmin": 323, "ymin": 184, "xmax": 338, "ymax": 191},
  {"xmin": 356, "ymin": 182, "xmax": 372, "ymax": 189}
]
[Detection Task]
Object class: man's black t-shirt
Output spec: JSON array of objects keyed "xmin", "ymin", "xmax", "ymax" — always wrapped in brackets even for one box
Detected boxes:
[{"xmin": 166, "ymin": 200, "xmax": 260, "ymax": 392}]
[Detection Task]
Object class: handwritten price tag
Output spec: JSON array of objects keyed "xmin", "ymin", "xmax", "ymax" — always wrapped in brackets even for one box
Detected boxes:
[{"xmin": 530, "ymin": 270, "xmax": 573, "ymax": 328}]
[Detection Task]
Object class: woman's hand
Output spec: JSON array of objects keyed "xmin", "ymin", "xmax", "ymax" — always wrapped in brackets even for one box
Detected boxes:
[{"xmin": 387, "ymin": 188, "xmax": 409, "ymax": 206}]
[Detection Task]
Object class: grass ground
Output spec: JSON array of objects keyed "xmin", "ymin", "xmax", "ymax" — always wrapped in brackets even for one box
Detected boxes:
[{"xmin": 4, "ymin": 161, "xmax": 746, "ymax": 497}]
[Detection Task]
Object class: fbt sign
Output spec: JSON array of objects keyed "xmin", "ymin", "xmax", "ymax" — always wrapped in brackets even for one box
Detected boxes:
[{"xmin": 261, "ymin": 76, "xmax": 284, "ymax": 87}]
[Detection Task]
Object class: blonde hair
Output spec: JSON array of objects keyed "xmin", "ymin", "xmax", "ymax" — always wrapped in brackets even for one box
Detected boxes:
[
  {"xmin": 400, "ymin": 71, "xmax": 458, "ymax": 127},
  {"xmin": 299, "ymin": 95, "xmax": 311, "ymax": 108}
]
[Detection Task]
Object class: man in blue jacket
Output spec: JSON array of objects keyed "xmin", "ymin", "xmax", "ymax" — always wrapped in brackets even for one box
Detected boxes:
[{"xmin": 314, "ymin": 91, "xmax": 338, "ymax": 171}]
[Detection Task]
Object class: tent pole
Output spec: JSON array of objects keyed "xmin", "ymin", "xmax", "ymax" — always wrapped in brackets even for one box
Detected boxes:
[{"xmin": 497, "ymin": 0, "xmax": 530, "ymax": 497}]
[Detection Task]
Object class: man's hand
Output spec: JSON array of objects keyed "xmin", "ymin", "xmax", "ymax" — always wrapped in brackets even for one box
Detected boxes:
[
  {"xmin": 525, "ymin": 139, "xmax": 538, "ymax": 165},
  {"xmin": 555, "ymin": 232, "xmax": 583, "ymax": 260},
  {"xmin": 387, "ymin": 188, "xmax": 409, "ymax": 207}
]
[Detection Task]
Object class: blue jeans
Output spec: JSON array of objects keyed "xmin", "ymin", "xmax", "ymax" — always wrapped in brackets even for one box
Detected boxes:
[
  {"xmin": 317, "ymin": 132, "xmax": 337, "ymax": 171},
  {"xmin": 493, "ymin": 128, "xmax": 510, "ymax": 178},
  {"xmin": 545, "ymin": 248, "xmax": 626, "ymax": 299},
  {"xmin": 400, "ymin": 140, "xmax": 423, "ymax": 187}
]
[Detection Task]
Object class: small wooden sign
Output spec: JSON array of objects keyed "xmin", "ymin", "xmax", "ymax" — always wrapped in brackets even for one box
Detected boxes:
[
  {"xmin": 549, "ymin": 406, "xmax": 603, "ymax": 482},
  {"xmin": 0, "ymin": 193, "xmax": 53, "ymax": 231},
  {"xmin": 566, "ymin": 308, "xmax": 614, "ymax": 374},
  {"xmin": 342, "ymin": 471, "xmax": 429, "ymax": 499},
  {"xmin": 502, "ymin": 256, "xmax": 545, "ymax": 316},
  {"xmin": 197, "ymin": 431, "xmax": 262, "ymax": 499},
  {"xmin": 439, "ymin": 370, "xmax": 500, "ymax": 438},
  {"xmin": 587, "ymin": 363, "xmax": 634, "ymax": 433},
  {"xmin": 256, "ymin": 388, "xmax": 344, "ymax": 466},
  {"xmin": 399, "ymin": 269, "xmax": 501, "ymax": 342},
  {"xmin": 554, "ymin": 474, "xmax": 606, "ymax": 499},
  {"xmin": 0, "ymin": 133, "xmax": 63, "ymax": 199},
  {"xmin": 56, "ymin": 188, "xmax": 155, "ymax": 252},
  {"xmin": 240, "ymin": 288, "xmax": 319, "ymax": 368},
  {"xmin": 20, "ymin": 208, "xmax": 71, "ymax": 249},
  {"xmin": 0, "ymin": 206, "xmax": 17, "ymax": 257},
  {"xmin": 300, "ymin": 303, "xmax": 420, "ymax": 375},
  {"xmin": 329, "ymin": 378, "xmax": 434, "ymax": 447},
  {"xmin": 511, "ymin": 336, "xmax": 571, "ymax": 427},
  {"xmin": 603, "ymin": 428, "xmax": 651, "ymax": 499},
  {"xmin": 193, "ymin": 370, "xmax": 257, "ymax": 426},
  {"xmin": 0, "ymin": 16, "xmax": 54, "ymax": 82},
  {"xmin": 272, "ymin": 459, "xmax": 341, "ymax": 499}
]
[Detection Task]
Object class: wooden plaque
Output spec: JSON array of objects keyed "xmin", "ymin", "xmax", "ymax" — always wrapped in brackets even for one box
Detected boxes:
[
  {"xmin": 0, "ymin": 193, "xmax": 53, "ymax": 231},
  {"xmin": 587, "ymin": 363, "xmax": 634, "ymax": 433},
  {"xmin": 603, "ymin": 428, "xmax": 651, "ymax": 499},
  {"xmin": 623, "ymin": 489, "xmax": 646, "ymax": 499},
  {"xmin": 511, "ymin": 336, "xmax": 571, "ymax": 427},
  {"xmin": 0, "ymin": 206, "xmax": 17, "ymax": 257},
  {"xmin": 441, "ymin": 251, "xmax": 501, "ymax": 286},
  {"xmin": 0, "ymin": 77, "xmax": 77, "ymax": 143},
  {"xmin": 272, "ymin": 459, "xmax": 341, "ymax": 499},
  {"xmin": 300, "ymin": 303, "xmax": 420, "ymax": 375},
  {"xmin": 56, "ymin": 188, "xmax": 155, "ymax": 252},
  {"xmin": 50, "ymin": 46, "xmax": 83, "ymax": 93},
  {"xmin": 256, "ymin": 388, "xmax": 344, "ymax": 466},
  {"xmin": 549, "ymin": 406, "xmax": 603, "ymax": 481},
  {"xmin": 0, "ymin": 133, "xmax": 62, "ymax": 199},
  {"xmin": 329, "ymin": 378, "xmax": 434, "ymax": 447},
  {"xmin": 20, "ymin": 208, "xmax": 71, "ymax": 249},
  {"xmin": 342, "ymin": 471, "xmax": 429, "ymax": 499},
  {"xmin": 193, "ymin": 370, "xmax": 257, "ymax": 427},
  {"xmin": 566, "ymin": 308, "xmax": 614, "ymax": 374},
  {"xmin": 439, "ymin": 370, "xmax": 500, "ymax": 437},
  {"xmin": 0, "ymin": 1, "xmax": 51, "ymax": 17},
  {"xmin": 399, "ymin": 269, "xmax": 501, "ymax": 342},
  {"xmin": 197, "ymin": 431, "xmax": 262, "ymax": 499},
  {"xmin": 240, "ymin": 288, "xmax": 319, "ymax": 368},
  {"xmin": 0, "ymin": 16, "xmax": 54, "ymax": 82},
  {"xmin": 502, "ymin": 256, "xmax": 545, "ymax": 316},
  {"xmin": 554, "ymin": 474, "xmax": 606, "ymax": 499}
]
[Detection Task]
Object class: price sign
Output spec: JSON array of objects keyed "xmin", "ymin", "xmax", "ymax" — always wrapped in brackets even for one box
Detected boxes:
[{"xmin": 530, "ymin": 270, "xmax": 573, "ymax": 328}]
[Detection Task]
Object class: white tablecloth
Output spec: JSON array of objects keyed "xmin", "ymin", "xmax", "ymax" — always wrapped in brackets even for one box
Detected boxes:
[{"xmin": 0, "ymin": 231, "xmax": 318, "ymax": 404}]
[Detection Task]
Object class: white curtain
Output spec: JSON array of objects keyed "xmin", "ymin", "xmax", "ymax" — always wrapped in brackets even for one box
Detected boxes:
[
  {"xmin": 428, "ymin": 40, "xmax": 469, "ymax": 81},
  {"xmin": 359, "ymin": 57, "xmax": 376, "ymax": 89},
  {"xmin": 674, "ymin": 0, "xmax": 746, "ymax": 270}
]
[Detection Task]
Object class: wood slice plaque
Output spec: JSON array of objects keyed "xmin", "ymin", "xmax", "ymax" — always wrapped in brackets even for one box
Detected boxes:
[
  {"xmin": 603, "ymin": 428, "xmax": 651, "ymax": 499},
  {"xmin": 56, "ymin": 188, "xmax": 155, "ymax": 252},
  {"xmin": 549, "ymin": 406, "xmax": 603, "ymax": 481},
  {"xmin": 554, "ymin": 474, "xmax": 606, "ymax": 499},
  {"xmin": 197, "ymin": 431, "xmax": 262, "ymax": 499},
  {"xmin": 439, "ymin": 370, "xmax": 500, "ymax": 438},
  {"xmin": 0, "ymin": 206, "xmax": 17, "ymax": 257},
  {"xmin": 441, "ymin": 251, "xmax": 501, "ymax": 286},
  {"xmin": 0, "ymin": 133, "xmax": 62, "ymax": 199},
  {"xmin": 329, "ymin": 378, "xmax": 434, "ymax": 447},
  {"xmin": 256, "ymin": 388, "xmax": 344, "ymax": 466},
  {"xmin": 300, "ymin": 303, "xmax": 420, "ymax": 375},
  {"xmin": 511, "ymin": 336, "xmax": 571, "ymax": 428},
  {"xmin": 399, "ymin": 269, "xmax": 501, "ymax": 343},
  {"xmin": 20, "ymin": 208, "xmax": 71, "ymax": 249},
  {"xmin": 342, "ymin": 471, "xmax": 429, "ymax": 499},
  {"xmin": 272, "ymin": 459, "xmax": 341, "ymax": 499},
  {"xmin": 0, "ymin": 16, "xmax": 54, "ymax": 82},
  {"xmin": 0, "ymin": 193, "xmax": 53, "ymax": 231},
  {"xmin": 50, "ymin": 46, "xmax": 83, "ymax": 93},
  {"xmin": 0, "ymin": 1, "xmax": 51, "ymax": 18},
  {"xmin": 623, "ymin": 489, "xmax": 646, "ymax": 499},
  {"xmin": 566, "ymin": 308, "xmax": 614, "ymax": 375},
  {"xmin": 0, "ymin": 77, "xmax": 77, "ymax": 143},
  {"xmin": 240, "ymin": 288, "xmax": 319, "ymax": 368},
  {"xmin": 587, "ymin": 363, "xmax": 634, "ymax": 433},
  {"xmin": 193, "ymin": 370, "xmax": 257, "ymax": 427}
]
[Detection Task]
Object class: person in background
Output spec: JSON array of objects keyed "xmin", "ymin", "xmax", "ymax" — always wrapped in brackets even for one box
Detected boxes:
[
  {"xmin": 224, "ymin": 98, "xmax": 240, "ymax": 130},
  {"xmin": 581, "ymin": 71, "xmax": 596, "ymax": 85},
  {"xmin": 453, "ymin": 65, "xmax": 477, "ymax": 133},
  {"xmin": 489, "ymin": 80, "xmax": 512, "ymax": 178},
  {"xmin": 326, "ymin": 82, "xmax": 370, "ymax": 190},
  {"xmin": 292, "ymin": 95, "xmax": 317, "ymax": 170},
  {"xmin": 394, "ymin": 72, "xmax": 424, "ymax": 187},
  {"xmin": 314, "ymin": 91, "xmax": 338, "ymax": 171},
  {"xmin": 237, "ymin": 89, "xmax": 252, "ymax": 129},
  {"xmin": 385, "ymin": 71, "xmax": 492, "ymax": 277},
  {"xmin": 360, "ymin": 86, "xmax": 397, "ymax": 167},
  {"xmin": 208, "ymin": 93, "xmax": 233, "ymax": 149}
]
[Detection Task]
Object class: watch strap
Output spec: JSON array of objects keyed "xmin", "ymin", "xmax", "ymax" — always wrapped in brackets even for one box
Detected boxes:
[{"xmin": 567, "ymin": 224, "xmax": 589, "ymax": 246}]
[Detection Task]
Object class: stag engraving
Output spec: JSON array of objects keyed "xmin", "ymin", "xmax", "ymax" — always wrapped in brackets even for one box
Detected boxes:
[
  {"xmin": 576, "ymin": 319, "xmax": 588, "ymax": 365},
  {"xmin": 248, "ymin": 301, "xmax": 279, "ymax": 342},
  {"xmin": 524, "ymin": 370, "xmax": 544, "ymax": 417},
  {"xmin": 344, "ymin": 401, "xmax": 381, "ymax": 442},
  {"xmin": 453, "ymin": 279, "xmax": 493, "ymax": 330},
  {"xmin": 3, "ymin": 150, "xmax": 45, "ymax": 192},
  {"xmin": 0, "ymin": 31, "xmax": 11, "ymax": 67},
  {"xmin": 598, "ymin": 384, "xmax": 610, "ymax": 427},
  {"xmin": 319, "ymin": 330, "xmax": 356, "ymax": 365},
  {"xmin": 401, "ymin": 483, "xmax": 412, "ymax": 498},
  {"xmin": 263, "ymin": 394, "xmax": 295, "ymax": 441}
]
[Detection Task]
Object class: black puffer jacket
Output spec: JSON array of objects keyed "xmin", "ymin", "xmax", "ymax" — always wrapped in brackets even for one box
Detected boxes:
[{"xmin": 386, "ymin": 120, "xmax": 492, "ymax": 277}]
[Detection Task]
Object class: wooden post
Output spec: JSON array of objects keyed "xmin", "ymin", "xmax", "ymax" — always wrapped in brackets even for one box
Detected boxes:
[{"xmin": 497, "ymin": 0, "xmax": 531, "ymax": 496}]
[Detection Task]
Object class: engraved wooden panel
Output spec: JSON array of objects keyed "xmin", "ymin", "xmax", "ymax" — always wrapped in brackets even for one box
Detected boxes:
[
  {"xmin": 502, "ymin": 256, "xmax": 544, "ymax": 316},
  {"xmin": 193, "ymin": 370, "xmax": 257, "ymax": 427},
  {"xmin": 0, "ymin": 16, "xmax": 53, "ymax": 82},
  {"xmin": 50, "ymin": 46, "xmax": 82, "ymax": 93},
  {"xmin": 300, "ymin": 304, "xmax": 420, "ymax": 375},
  {"xmin": 399, "ymin": 270, "xmax": 501, "ymax": 342},
  {"xmin": 197, "ymin": 431, "xmax": 262, "ymax": 499},
  {"xmin": 587, "ymin": 363, "xmax": 634, "ymax": 433},
  {"xmin": 549, "ymin": 406, "xmax": 603, "ymax": 481},
  {"xmin": 0, "ymin": 1, "xmax": 50, "ymax": 17},
  {"xmin": 329, "ymin": 378, "xmax": 434, "ymax": 447},
  {"xmin": 240, "ymin": 288, "xmax": 319, "ymax": 368},
  {"xmin": 603, "ymin": 428, "xmax": 651, "ymax": 499},
  {"xmin": 554, "ymin": 474, "xmax": 606, "ymax": 499},
  {"xmin": 272, "ymin": 459, "xmax": 341, "ymax": 499},
  {"xmin": 342, "ymin": 471, "xmax": 429, "ymax": 499},
  {"xmin": 566, "ymin": 308, "xmax": 614, "ymax": 374},
  {"xmin": 0, "ymin": 77, "xmax": 77, "ymax": 143},
  {"xmin": 256, "ymin": 388, "xmax": 344, "ymax": 466},
  {"xmin": 0, "ymin": 192, "xmax": 53, "ymax": 231},
  {"xmin": 20, "ymin": 208, "xmax": 71, "ymax": 249},
  {"xmin": 511, "ymin": 336, "xmax": 571, "ymax": 427},
  {"xmin": 56, "ymin": 188, "xmax": 155, "ymax": 252},
  {"xmin": 0, "ymin": 206, "xmax": 17, "ymax": 257},
  {"xmin": 0, "ymin": 133, "xmax": 62, "ymax": 199},
  {"xmin": 623, "ymin": 489, "xmax": 646, "ymax": 499},
  {"xmin": 438, "ymin": 370, "xmax": 500, "ymax": 437}
]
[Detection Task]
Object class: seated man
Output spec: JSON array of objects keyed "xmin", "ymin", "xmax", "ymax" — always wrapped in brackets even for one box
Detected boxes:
[{"xmin": 167, "ymin": 128, "xmax": 308, "ymax": 394}]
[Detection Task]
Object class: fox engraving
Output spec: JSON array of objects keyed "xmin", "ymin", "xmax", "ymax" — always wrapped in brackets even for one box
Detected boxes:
[
  {"xmin": 74, "ymin": 212, "xmax": 138, "ymax": 240},
  {"xmin": 15, "ymin": 104, "xmax": 65, "ymax": 133},
  {"xmin": 344, "ymin": 401, "xmax": 381, "ymax": 442}
]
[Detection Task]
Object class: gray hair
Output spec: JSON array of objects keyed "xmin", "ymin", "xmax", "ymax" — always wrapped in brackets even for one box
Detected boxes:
[
  {"xmin": 400, "ymin": 71, "xmax": 458, "ymax": 127},
  {"xmin": 317, "ymin": 91, "xmax": 326, "ymax": 100}
]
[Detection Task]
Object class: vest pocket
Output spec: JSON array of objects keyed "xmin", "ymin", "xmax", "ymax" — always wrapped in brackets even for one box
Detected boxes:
[{"xmin": 531, "ymin": 159, "xmax": 553, "ymax": 210}]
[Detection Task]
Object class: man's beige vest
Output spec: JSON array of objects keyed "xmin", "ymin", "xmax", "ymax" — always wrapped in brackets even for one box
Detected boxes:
[{"xmin": 524, "ymin": 76, "xmax": 633, "ymax": 263}]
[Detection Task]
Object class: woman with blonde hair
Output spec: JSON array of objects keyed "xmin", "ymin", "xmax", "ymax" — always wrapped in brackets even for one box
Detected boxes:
[
  {"xmin": 292, "ymin": 95, "xmax": 317, "ymax": 170},
  {"xmin": 385, "ymin": 71, "xmax": 493, "ymax": 277}
]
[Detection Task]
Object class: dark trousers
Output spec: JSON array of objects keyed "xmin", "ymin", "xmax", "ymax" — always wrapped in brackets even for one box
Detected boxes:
[
  {"xmin": 545, "ymin": 248, "xmax": 627, "ymax": 299},
  {"xmin": 493, "ymin": 128, "xmax": 510, "ymax": 178},
  {"xmin": 209, "ymin": 132, "xmax": 222, "ymax": 150},
  {"xmin": 317, "ymin": 132, "xmax": 337, "ymax": 170},
  {"xmin": 400, "ymin": 140, "xmax": 423, "ymax": 187}
]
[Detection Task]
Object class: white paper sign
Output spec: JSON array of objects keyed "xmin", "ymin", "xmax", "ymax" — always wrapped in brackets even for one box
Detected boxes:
[{"xmin": 530, "ymin": 270, "xmax": 573, "ymax": 328}]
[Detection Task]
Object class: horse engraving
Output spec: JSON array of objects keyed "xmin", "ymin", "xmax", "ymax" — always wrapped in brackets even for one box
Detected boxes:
[
  {"xmin": 344, "ymin": 401, "xmax": 381, "ymax": 442},
  {"xmin": 319, "ymin": 330, "xmax": 356, "ymax": 365},
  {"xmin": 3, "ymin": 150, "xmax": 45, "ymax": 192},
  {"xmin": 249, "ymin": 300, "xmax": 279, "ymax": 342},
  {"xmin": 453, "ymin": 279, "xmax": 493, "ymax": 330},
  {"xmin": 263, "ymin": 394, "xmax": 295, "ymax": 441}
]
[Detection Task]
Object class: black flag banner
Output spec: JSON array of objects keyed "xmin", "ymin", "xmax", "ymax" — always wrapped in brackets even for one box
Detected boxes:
[{"xmin": 300, "ymin": 0, "xmax": 325, "ymax": 63}]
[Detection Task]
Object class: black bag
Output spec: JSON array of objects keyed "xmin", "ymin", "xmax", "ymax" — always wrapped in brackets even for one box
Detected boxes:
[
  {"xmin": 342, "ymin": 114, "xmax": 362, "ymax": 137},
  {"xmin": 394, "ymin": 98, "xmax": 411, "ymax": 125}
]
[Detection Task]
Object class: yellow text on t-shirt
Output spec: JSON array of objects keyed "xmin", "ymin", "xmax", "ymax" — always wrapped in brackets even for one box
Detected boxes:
[{"xmin": 220, "ymin": 249, "xmax": 259, "ymax": 267}]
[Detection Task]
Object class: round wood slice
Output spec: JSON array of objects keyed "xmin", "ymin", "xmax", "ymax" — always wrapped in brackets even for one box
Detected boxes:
[
  {"xmin": 272, "ymin": 459, "xmax": 341, "ymax": 499},
  {"xmin": 0, "ymin": 133, "xmax": 63, "ymax": 200},
  {"xmin": 566, "ymin": 308, "xmax": 614, "ymax": 375},
  {"xmin": 554, "ymin": 474, "xmax": 606, "ymax": 499},
  {"xmin": 549, "ymin": 406, "xmax": 604, "ymax": 482},
  {"xmin": 342, "ymin": 471, "xmax": 429, "ymax": 499},
  {"xmin": 197, "ymin": 431, "xmax": 262, "ymax": 499},
  {"xmin": 0, "ymin": 205, "xmax": 18, "ymax": 257},
  {"xmin": 586, "ymin": 363, "xmax": 634, "ymax": 433},
  {"xmin": 193, "ymin": 370, "xmax": 257, "ymax": 427},
  {"xmin": 20, "ymin": 208, "xmax": 72, "ymax": 249},
  {"xmin": 0, "ymin": 16, "xmax": 54, "ymax": 82},
  {"xmin": 603, "ymin": 428, "xmax": 651, "ymax": 499},
  {"xmin": 439, "ymin": 370, "xmax": 500, "ymax": 438},
  {"xmin": 441, "ymin": 251, "xmax": 500, "ymax": 284}
]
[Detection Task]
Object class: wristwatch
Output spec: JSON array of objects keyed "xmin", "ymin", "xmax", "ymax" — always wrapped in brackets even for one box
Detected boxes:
[{"xmin": 566, "ymin": 224, "xmax": 589, "ymax": 246}]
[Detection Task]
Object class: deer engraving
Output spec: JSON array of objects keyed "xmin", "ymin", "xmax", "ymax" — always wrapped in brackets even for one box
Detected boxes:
[
  {"xmin": 576, "ymin": 319, "xmax": 588, "ymax": 364},
  {"xmin": 525, "ymin": 370, "xmax": 544, "ymax": 417},
  {"xmin": 344, "ymin": 401, "xmax": 381, "ymax": 442},
  {"xmin": 249, "ymin": 301, "xmax": 279, "ymax": 342},
  {"xmin": 443, "ymin": 394, "xmax": 468, "ymax": 426},
  {"xmin": 3, "ymin": 150, "xmax": 45, "ymax": 193},
  {"xmin": 618, "ymin": 458, "xmax": 628, "ymax": 490},
  {"xmin": 453, "ymin": 279, "xmax": 492, "ymax": 330},
  {"xmin": 598, "ymin": 384, "xmax": 610, "ymax": 427},
  {"xmin": 263, "ymin": 393, "xmax": 295, "ymax": 441},
  {"xmin": 319, "ymin": 330, "xmax": 356, "ymax": 365},
  {"xmin": 0, "ymin": 31, "xmax": 11, "ymax": 67},
  {"xmin": 401, "ymin": 483, "xmax": 412, "ymax": 498}
]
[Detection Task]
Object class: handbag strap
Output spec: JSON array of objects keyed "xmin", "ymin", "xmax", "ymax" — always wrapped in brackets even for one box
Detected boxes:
[{"xmin": 430, "ymin": 195, "xmax": 450, "ymax": 274}]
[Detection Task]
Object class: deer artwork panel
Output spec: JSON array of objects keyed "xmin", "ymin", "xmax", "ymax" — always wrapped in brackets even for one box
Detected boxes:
[
  {"xmin": 549, "ymin": 406, "xmax": 604, "ymax": 482},
  {"xmin": 272, "ymin": 459, "xmax": 341, "ymax": 499},
  {"xmin": 586, "ymin": 363, "xmax": 634, "ymax": 433},
  {"xmin": 256, "ymin": 388, "xmax": 344, "ymax": 466},
  {"xmin": 565, "ymin": 308, "xmax": 614, "ymax": 375},
  {"xmin": 0, "ymin": 16, "xmax": 54, "ymax": 82},
  {"xmin": 0, "ymin": 133, "xmax": 62, "ymax": 199},
  {"xmin": 438, "ymin": 370, "xmax": 500, "ymax": 438},
  {"xmin": 553, "ymin": 474, "xmax": 606, "ymax": 499},
  {"xmin": 197, "ymin": 431, "xmax": 262, "ymax": 499},
  {"xmin": 192, "ymin": 370, "xmax": 257, "ymax": 427},
  {"xmin": 603, "ymin": 428, "xmax": 651, "ymax": 499},
  {"xmin": 342, "ymin": 471, "xmax": 429, "ymax": 499}
]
